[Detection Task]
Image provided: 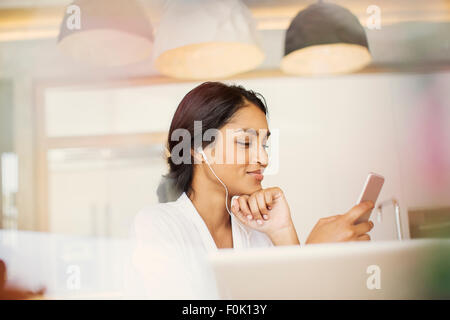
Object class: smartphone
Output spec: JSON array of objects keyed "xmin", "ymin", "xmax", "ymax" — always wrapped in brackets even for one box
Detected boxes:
[{"xmin": 354, "ymin": 172, "xmax": 385, "ymax": 224}]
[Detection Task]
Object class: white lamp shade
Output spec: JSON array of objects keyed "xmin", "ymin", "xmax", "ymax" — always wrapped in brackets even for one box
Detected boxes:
[
  {"xmin": 281, "ymin": 43, "xmax": 371, "ymax": 76},
  {"xmin": 153, "ymin": 0, "xmax": 264, "ymax": 80},
  {"xmin": 58, "ymin": 0, "xmax": 154, "ymax": 67}
]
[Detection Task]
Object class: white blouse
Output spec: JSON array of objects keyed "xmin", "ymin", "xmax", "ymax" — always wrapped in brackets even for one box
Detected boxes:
[{"xmin": 125, "ymin": 192, "xmax": 273, "ymax": 299}]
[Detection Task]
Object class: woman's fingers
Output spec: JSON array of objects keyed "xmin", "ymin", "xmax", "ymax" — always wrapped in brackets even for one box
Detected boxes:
[
  {"xmin": 352, "ymin": 221, "xmax": 374, "ymax": 236},
  {"xmin": 248, "ymin": 195, "xmax": 264, "ymax": 224},
  {"xmin": 256, "ymin": 192, "xmax": 270, "ymax": 220},
  {"xmin": 234, "ymin": 188, "xmax": 283, "ymax": 224},
  {"xmin": 264, "ymin": 191, "xmax": 273, "ymax": 210},
  {"xmin": 237, "ymin": 195, "xmax": 252, "ymax": 221},
  {"xmin": 231, "ymin": 188, "xmax": 287, "ymax": 227},
  {"xmin": 231, "ymin": 196, "xmax": 256, "ymax": 226},
  {"xmin": 232, "ymin": 192, "xmax": 271, "ymax": 226},
  {"xmin": 344, "ymin": 201, "xmax": 374, "ymax": 224},
  {"xmin": 230, "ymin": 198, "xmax": 243, "ymax": 218},
  {"xmin": 356, "ymin": 233, "xmax": 371, "ymax": 241}
]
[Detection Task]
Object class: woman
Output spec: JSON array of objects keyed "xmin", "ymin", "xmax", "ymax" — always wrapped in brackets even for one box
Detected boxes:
[{"xmin": 129, "ymin": 82, "xmax": 374, "ymax": 298}]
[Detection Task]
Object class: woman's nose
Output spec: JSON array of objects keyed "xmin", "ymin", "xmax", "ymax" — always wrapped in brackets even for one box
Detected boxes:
[{"xmin": 251, "ymin": 144, "xmax": 269, "ymax": 166}]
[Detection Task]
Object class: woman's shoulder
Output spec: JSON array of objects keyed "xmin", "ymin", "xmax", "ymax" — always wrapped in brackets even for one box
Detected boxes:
[
  {"xmin": 132, "ymin": 195, "xmax": 189, "ymax": 238},
  {"xmin": 135, "ymin": 199, "xmax": 179, "ymax": 220},
  {"xmin": 135, "ymin": 198, "xmax": 182, "ymax": 226}
]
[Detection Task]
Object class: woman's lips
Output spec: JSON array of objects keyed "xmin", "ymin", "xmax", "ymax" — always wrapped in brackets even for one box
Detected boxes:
[{"xmin": 247, "ymin": 170, "xmax": 264, "ymax": 181}]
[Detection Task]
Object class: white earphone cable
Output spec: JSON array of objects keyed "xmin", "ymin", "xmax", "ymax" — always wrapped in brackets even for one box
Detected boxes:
[
  {"xmin": 200, "ymin": 150, "xmax": 250, "ymax": 244},
  {"xmin": 201, "ymin": 150, "xmax": 232, "ymax": 215}
]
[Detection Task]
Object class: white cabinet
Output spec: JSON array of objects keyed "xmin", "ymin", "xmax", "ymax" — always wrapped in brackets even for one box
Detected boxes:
[{"xmin": 48, "ymin": 146, "xmax": 166, "ymax": 237}]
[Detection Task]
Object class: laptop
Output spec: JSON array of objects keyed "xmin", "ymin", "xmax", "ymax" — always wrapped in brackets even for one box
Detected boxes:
[{"xmin": 208, "ymin": 239, "xmax": 449, "ymax": 299}]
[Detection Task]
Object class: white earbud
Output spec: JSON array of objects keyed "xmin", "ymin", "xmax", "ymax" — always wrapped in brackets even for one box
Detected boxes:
[{"xmin": 199, "ymin": 149, "xmax": 209, "ymax": 165}]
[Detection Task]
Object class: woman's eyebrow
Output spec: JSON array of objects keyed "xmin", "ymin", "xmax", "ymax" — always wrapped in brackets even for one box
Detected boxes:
[{"xmin": 234, "ymin": 128, "xmax": 271, "ymax": 138}]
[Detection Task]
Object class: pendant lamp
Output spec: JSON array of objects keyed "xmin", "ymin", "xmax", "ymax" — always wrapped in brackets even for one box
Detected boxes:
[
  {"xmin": 153, "ymin": 0, "xmax": 264, "ymax": 80},
  {"xmin": 58, "ymin": 0, "xmax": 154, "ymax": 67},
  {"xmin": 281, "ymin": 1, "xmax": 371, "ymax": 76}
]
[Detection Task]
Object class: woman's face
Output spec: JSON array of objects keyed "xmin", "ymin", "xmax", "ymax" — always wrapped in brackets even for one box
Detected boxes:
[{"xmin": 201, "ymin": 102, "xmax": 270, "ymax": 196}]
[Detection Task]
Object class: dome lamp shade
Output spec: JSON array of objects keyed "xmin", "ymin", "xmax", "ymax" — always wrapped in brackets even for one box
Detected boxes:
[
  {"xmin": 153, "ymin": 0, "xmax": 264, "ymax": 80},
  {"xmin": 281, "ymin": 2, "xmax": 371, "ymax": 76},
  {"xmin": 58, "ymin": 0, "xmax": 154, "ymax": 67}
]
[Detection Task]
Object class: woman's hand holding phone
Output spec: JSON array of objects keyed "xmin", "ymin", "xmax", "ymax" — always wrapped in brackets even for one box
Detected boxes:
[
  {"xmin": 230, "ymin": 187, "xmax": 300, "ymax": 246},
  {"xmin": 230, "ymin": 186, "xmax": 375, "ymax": 246},
  {"xmin": 305, "ymin": 201, "xmax": 375, "ymax": 244},
  {"xmin": 305, "ymin": 173, "xmax": 381, "ymax": 244}
]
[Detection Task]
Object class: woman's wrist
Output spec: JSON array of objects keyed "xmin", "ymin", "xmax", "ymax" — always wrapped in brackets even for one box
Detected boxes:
[{"xmin": 267, "ymin": 224, "xmax": 300, "ymax": 246}]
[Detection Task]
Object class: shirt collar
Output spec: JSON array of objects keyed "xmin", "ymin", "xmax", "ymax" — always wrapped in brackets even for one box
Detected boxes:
[
  {"xmin": 176, "ymin": 192, "xmax": 250, "ymax": 251},
  {"xmin": 177, "ymin": 192, "xmax": 218, "ymax": 252}
]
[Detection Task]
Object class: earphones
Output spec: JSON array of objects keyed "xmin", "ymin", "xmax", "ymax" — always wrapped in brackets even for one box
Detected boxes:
[
  {"xmin": 198, "ymin": 147, "xmax": 252, "ymax": 246},
  {"xmin": 198, "ymin": 148, "xmax": 239, "ymax": 217}
]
